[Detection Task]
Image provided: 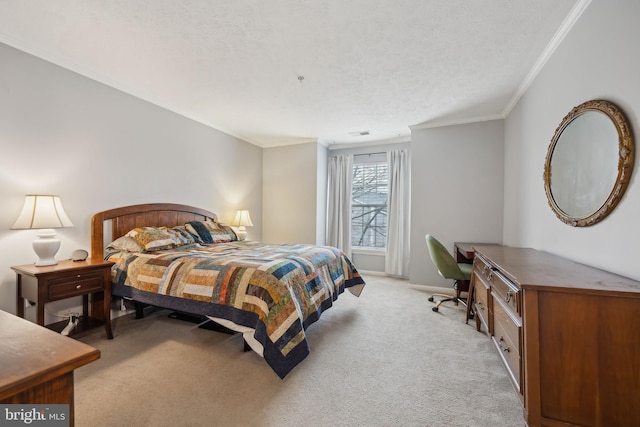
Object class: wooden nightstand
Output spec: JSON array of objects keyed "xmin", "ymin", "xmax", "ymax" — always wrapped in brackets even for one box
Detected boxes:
[{"xmin": 12, "ymin": 259, "xmax": 115, "ymax": 339}]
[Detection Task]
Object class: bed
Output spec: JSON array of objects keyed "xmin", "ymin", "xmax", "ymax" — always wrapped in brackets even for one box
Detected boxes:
[{"xmin": 91, "ymin": 203, "xmax": 365, "ymax": 378}]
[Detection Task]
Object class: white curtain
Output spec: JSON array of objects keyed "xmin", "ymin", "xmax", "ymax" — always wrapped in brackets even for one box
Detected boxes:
[
  {"xmin": 385, "ymin": 149, "xmax": 411, "ymax": 276},
  {"xmin": 326, "ymin": 154, "xmax": 353, "ymax": 258}
]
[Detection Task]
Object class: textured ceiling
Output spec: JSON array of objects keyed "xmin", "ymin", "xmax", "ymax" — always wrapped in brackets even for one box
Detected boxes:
[{"xmin": 0, "ymin": 0, "xmax": 584, "ymax": 148}]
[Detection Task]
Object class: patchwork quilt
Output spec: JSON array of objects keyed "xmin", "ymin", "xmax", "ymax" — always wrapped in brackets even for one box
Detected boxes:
[{"xmin": 107, "ymin": 241, "xmax": 365, "ymax": 378}]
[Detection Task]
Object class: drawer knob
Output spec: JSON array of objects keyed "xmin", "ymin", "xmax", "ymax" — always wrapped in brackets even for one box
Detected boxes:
[
  {"xmin": 498, "ymin": 336, "xmax": 510, "ymax": 353},
  {"xmin": 76, "ymin": 284, "xmax": 82, "ymax": 289}
]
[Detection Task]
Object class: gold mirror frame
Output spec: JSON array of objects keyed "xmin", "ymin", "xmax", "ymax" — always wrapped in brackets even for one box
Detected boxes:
[{"xmin": 544, "ymin": 100, "xmax": 634, "ymax": 227}]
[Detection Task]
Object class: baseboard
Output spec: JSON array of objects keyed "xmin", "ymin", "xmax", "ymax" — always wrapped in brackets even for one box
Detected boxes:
[
  {"xmin": 407, "ymin": 283, "xmax": 454, "ymax": 296},
  {"xmin": 357, "ymin": 270, "xmax": 411, "ymax": 280},
  {"xmin": 357, "ymin": 270, "xmax": 387, "ymax": 276}
]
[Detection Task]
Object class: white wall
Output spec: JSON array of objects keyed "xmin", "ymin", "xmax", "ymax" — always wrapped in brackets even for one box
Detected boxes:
[
  {"xmin": 0, "ymin": 42, "xmax": 263, "ymax": 320},
  {"xmin": 410, "ymin": 120, "xmax": 504, "ymax": 286},
  {"xmin": 504, "ymin": 0, "xmax": 640, "ymax": 280},
  {"xmin": 262, "ymin": 142, "xmax": 319, "ymax": 244}
]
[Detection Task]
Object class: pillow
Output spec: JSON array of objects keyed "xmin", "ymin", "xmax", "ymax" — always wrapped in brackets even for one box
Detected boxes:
[
  {"xmin": 106, "ymin": 235, "xmax": 144, "ymax": 252},
  {"xmin": 126, "ymin": 227, "xmax": 181, "ymax": 251},
  {"xmin": 167, "ymin": 225, "xmax": 197, "ymax": 246},
  {"xmin": 211, "ymin": 223, "xmax": 238, "ymax": 243},
  {"xmin": 185, "ymin": 221, "xmax": 237, "ymax": 244},
  {"xmin": 185, "ymin": 221, "xmax": 218, "ymax": 244}
]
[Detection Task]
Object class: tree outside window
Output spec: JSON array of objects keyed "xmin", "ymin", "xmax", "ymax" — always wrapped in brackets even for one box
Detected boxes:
[{"xmin": 351, "ymin": 162, "xmax": 388, "ymax": 248}]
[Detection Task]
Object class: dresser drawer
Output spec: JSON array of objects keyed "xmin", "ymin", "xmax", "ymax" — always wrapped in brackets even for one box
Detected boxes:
[
  {"xmin": 492, "ymin": 297, "xmax": 522, "ymax": 393},
  {"xmin": 487, "ymin": 268, "xmax": 521, "ymax": 315},
  {"xmin": 48, "ymin": 273, "xmax": 104, "ymax": 300},
  {"xmin": 473, "ymin": 255, "xmax": 493, "ymax": 285},
  {"xmin": 473, "ymin": 276, "xmax": 490, "ymax": 333}
]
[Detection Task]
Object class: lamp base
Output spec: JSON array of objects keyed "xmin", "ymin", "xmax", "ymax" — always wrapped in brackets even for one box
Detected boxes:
[
  {"xmin": 34, "ymin": 257, "xmax": 59, "ymax": 267},
  {"xmin": 32, "ymin": 229, "xmax": 61, "ymax": 266},
  {"xmin": 235, "ymin": 227, "xmax": 247, "ymax": 241}
]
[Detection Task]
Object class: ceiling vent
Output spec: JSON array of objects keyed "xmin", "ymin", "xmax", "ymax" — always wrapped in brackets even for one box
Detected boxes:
[{"xmin": 349, "ymin": 130, "xmax": 370, "ymax": 137}]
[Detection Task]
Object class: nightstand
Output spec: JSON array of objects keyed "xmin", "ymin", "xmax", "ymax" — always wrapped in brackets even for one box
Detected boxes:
[{"xmin": 12, "ymin": 259, "xmax": 115, "ymax": 339}]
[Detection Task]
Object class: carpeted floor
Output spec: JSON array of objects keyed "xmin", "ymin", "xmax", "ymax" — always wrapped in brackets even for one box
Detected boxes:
[{"xmin": 75, "ymin": 274, "xmax": 524, "ymax": 426}]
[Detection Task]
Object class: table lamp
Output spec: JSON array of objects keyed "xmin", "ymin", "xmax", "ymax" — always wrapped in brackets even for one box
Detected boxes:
[
  {"xmin": 11, "ymin": 195, "xmax": 74, "ymax": 266},
  {"xmin": 231, "ymin": 209, "xmax": 253, "ymax": 241}
]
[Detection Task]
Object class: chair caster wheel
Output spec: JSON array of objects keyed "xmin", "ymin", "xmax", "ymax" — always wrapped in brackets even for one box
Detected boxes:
[
  {"xmin": 432, "ymin": 307, "xmax": 439, "ymax": 312},
  {"xmin": 428, "ymin": 297, "xmax": 434, "ymax": 302}
]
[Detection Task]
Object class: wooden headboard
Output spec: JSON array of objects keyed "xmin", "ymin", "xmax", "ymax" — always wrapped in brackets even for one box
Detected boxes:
[{"xmin": 91, "ymin": 203, "xmax": 218, "ymax": 260}]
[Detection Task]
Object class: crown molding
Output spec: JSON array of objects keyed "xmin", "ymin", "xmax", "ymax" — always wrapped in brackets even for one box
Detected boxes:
[
  {"xmin": 501, "ymin": 0, "xmax": 592, "ymax": 117},
  {"xmin": 409, "ymin": 114, "xmax": 503, "ymax": 131}
]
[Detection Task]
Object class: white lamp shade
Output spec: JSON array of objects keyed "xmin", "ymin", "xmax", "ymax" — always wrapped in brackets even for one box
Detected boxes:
[
  {"xmin": 11, "ymin": 195, "xmax": 74, "ymax": 229},
  {"xmin": 11, "ymin": 195, "xmax": 73, "ymax": 266},
  {"xmin": 232, "ymin": 209, "xmax": 254, "ymax": 227}
]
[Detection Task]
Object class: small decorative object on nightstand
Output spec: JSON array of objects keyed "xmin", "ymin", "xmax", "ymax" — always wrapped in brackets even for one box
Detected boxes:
[
  {"xmin": 231, "ymin": 209, "xmax": 253, "ymax": 241},
  {"xmin": 12, "ymin": 259, "xmax": 115, "ymax": 339}
]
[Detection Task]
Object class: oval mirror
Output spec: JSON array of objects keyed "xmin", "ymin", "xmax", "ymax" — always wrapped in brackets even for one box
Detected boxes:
[{"xmin": 544, "ymin": 100, "xmax": 634, "ymax": 227}]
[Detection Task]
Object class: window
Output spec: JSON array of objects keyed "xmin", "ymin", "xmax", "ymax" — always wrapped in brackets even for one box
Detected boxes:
[{"xmin": 351, "ymin": 155, "xmax": 388, "ymax": 248}]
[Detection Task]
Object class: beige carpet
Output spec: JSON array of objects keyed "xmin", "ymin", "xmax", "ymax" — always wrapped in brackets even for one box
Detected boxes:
[{"xmin": 75, "ymin": 275, "xmax": 524, "ymax": 426}]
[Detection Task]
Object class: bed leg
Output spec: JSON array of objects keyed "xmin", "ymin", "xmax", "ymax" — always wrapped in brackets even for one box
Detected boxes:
[{"xmin": 135, "ymin": 302, "xmax": 145, "ymax": 319}]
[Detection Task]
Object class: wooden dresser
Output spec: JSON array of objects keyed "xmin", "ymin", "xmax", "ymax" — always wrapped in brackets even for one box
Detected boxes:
[{"xmin": 471, "ymin": 245, "xmax": 640, "ymax": 427}]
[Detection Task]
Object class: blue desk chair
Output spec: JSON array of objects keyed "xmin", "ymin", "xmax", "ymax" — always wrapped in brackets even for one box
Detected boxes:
[{"xmin": 425, "ymin": 234, "xmax": 472, "ymax": 312}]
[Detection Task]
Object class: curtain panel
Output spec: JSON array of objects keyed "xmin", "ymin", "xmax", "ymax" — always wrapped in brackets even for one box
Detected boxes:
[
  {"xmin": 385, "ymin": 149, "xmax": 411, "ymax": 276},
  {"xmin": 326, "ymin": 154, "xmax": 353, "ymax": 258}
]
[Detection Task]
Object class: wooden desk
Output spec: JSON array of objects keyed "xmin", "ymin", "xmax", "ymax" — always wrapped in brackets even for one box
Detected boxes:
[
  {"xmin": 454, "ymin": 242, "xmax": 478, "ymax": 263},
  {"xmin": 454, "ymin": 242, "xmax": 500, "ymax": 263},
  {"xmin": 0, "ymin": 310, "xmax": 100, "ymax": 427},
  {"xmin": 454, "ymin": 242, "xmax": 499, "ymax": 322}
]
